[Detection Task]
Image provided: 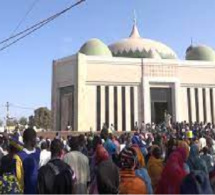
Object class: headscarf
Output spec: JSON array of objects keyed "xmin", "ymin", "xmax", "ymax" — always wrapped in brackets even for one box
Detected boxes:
[
  {"xmin": 178, "ymin": 140, "xmax": 190, "ymax": 159},
  {"xmin": 95, "ymin": 144, "xmax": 109, "ymax": 164},
  {"xmin": 9, "ymin": 136, "xmax": 24, "ymax": 152},
  {"xmin": 131, "ymin": 134, "xmax": 145, "ymax": 148},
  {"xmin": 187, "ymin": 144, "xmax": 208, "ymax": 174},
  {"xmin": 131, "ymin": 145, "xmax": 145, "ymax": 168},
  {"xmin": 147, "ymin": 146, "xmax": 164, "ymax": 191},
  {"xmin": 155, "ymin": 147, "xmax": 187, "ymax": 194},
  {"xmin": 180, "ymin": 170, "xmax": 213, "ymax": 194},
  {"xmin": 119, "ymin": 147, "xmax": 138, "ymax": 169}
]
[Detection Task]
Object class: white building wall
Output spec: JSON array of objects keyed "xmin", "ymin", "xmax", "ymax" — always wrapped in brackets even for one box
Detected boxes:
[
  {"xmin": 213, "ymin": 88, "xmax": 215, "ymax": 123},
  {"xmin": 125, "ymin": 86, "xmax": 131, "ymax": 131},
  {"xmin": 179, "ymin": 87, "xmax": 188, "ymax": 122},
  {"xmin": 206, "ymin": 88, "xmax": 211, "ymax": 123},
  {"xmin": 190, "ymin": 88, "xmax": 196, "ymax": 122},
  {"xmin": 134, "ymin": 86, "xmax": 139, "ymax": 125},
  {"xmin": 109, "ymin": 86, "xmax": 114, "ymax": 127},
  {"xmin": 86, "ymin": 85, "xmax": 96, "ymax": 130},
  {"xmin": 117, "ymin": 86, "xmax": 122, "ymax": 131},
  {"xmin": 53, "ymin": 55, "xmax": 215, "ymax": 131},
  {"xmin": 198, "ymin": 88, "xmax": 204, "ymax": 123},
  {"xmin": 100, "ymin": 86, "xmax": 106, "ymax": 127}
]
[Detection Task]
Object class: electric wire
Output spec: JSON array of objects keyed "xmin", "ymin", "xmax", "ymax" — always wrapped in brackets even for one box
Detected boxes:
[{"xmin": 0, "ymin": 0, "xmax": 86, "ymax": 51}]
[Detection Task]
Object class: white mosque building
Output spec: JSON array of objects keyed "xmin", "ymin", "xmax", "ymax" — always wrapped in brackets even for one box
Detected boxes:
[{"xmin": 52, "ymin": 22, "xmax": 215, "ymax": 131}]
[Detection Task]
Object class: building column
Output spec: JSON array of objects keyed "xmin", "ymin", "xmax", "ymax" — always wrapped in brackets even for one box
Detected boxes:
[
  {"xmin": 117, "ymin": 86, "xmax": 122, "ymax": 131},
  {"xmin": 138, "ymin": 85, "xmax": 143, "ymax": 127},
  {"xmin": 180, "ymin": 87, "xmax": 188, "ymax": 122},
  {"xmin": 86, "ymin": 86, "xmax": 96, "ymax": 131},
  {"xmin": 212, "ymin": 88, "xmax": 215, "ymax": 124},
  {"xmin": 100, "ymin": 85, "xmax": 106, "ymax": 128},
  {"xmin": 143, "ymin": 79, "xmax": 151, "ymax": 123},
  {"xmin": 173, "ymin": 82, "xmax": 180, "ymax": 122},
  {"xmin": 76, "ymin": 53, "xmax": 87, "ymax": 131},
  {"xmin": 198, "ymin": 88, "xmax": 204, "ymax": 123},
  {"xmin": 206, "ymin": 88, "xmax": 211, "ymax": 123},
  {"xmin": 134, "ymin": 86, "xmax": 139, "ymax": 126},
  {"xmin": 190, "ymin": 88, "xmax": 196, "ymax": 123},
  {"xmin": 109, "ymin": 86, "xmax": 114, "ymax": 128},
  {"xmin": 125, "ymin": 86, "xmax": 131, "ymax": 131}
]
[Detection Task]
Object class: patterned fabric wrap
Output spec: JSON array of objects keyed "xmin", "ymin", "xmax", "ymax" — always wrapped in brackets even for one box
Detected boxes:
[
  {"xmin": 9, "ymin": 137, "xmax": 24, "ymax": 152},
  {"xmin": 119, "ymin": 147, "xmax": 138, "ymax": 169},
  {"xmin": 0, "ymin": 173, "xmax": 23, "ymax": 194}
]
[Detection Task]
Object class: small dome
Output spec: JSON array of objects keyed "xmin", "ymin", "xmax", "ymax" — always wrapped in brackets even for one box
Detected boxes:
[
  {"xmin": 109, "ymin": 23, "xmax": 177, "ymax": 59},
  {"xmin": 79, "ymin": 39, "xmax": 112, "ymax": 57},
  {"xmin": 186, "ymin": 45, "xmax": 215, "ymax": 61}
]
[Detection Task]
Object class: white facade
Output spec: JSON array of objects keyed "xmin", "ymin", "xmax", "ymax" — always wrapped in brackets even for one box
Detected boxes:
[{"xmin": 52, "ymin": 54, "xmax": 215, "ymax": 131}]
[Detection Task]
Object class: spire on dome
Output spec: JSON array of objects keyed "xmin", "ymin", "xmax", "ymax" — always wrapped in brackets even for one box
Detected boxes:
[
  {"xmin": 133, "ymin": 9, "xmax": 137, "ymax": 25},
  {"xmin": 129, "ymin": 10, "xmax": 141, "ymax": 38},
  {"xmin": 190, "ymin": 37, "xmax": 193, "ymax": 46}
]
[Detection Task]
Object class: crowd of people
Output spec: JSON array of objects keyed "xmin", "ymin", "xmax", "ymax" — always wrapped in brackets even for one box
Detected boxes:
[{"xmin": 0, "ymin": 121, "xmax": 215, "ymax": 194}]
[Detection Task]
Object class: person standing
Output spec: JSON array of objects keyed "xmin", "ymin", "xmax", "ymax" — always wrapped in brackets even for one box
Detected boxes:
[
  {"xmin": 39, "ymin": 141, "xmax": 51, "ymax": 168},
  {"xmin": 147, "ymin": 146, "xmax": 164, "ymax": 191},
  {"xmin": 118, "ymin": 147, "xmax": 148, "ymax": 194},
  {"xmin": 0, "ymin": 137, "xmax": 23, "ymax": 194},
  {"xmin": 37, "ymin": 139, "xmax": 76, "ymax": 194},
  {"xmin": 14, "ymin": 128, "xmax": 40, "ymax": 194},
  {"xmin": 101, "ymin": 128, "xmax": 117, "ymax": 157},
  {"xmin": 63, "ymin": 136, "xmax": 90, "ymax": 194},
  {"xmin": 96, "ymin": 142, "xmax": 119, "ymax": 194}
]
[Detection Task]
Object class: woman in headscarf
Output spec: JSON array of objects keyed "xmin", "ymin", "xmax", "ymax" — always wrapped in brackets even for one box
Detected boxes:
[
  {"xmin": 147, "ymin": 146, "xmax": 164, "ymax": 191},
  {"xmin": 187, "ymin": 144, "xmax": 208, "ymax": 174},
  {"xmin": 95, "ymin": 137, "xmax": 119, "ymax": 194},
  {"xmin": 178, "ymin": 140, "xmax": 190, "ymax": 173},
  {"xmin": 165, "ymin": 137, "xmax": 178, "ymax": 162},
  {"xmin": 119, "ymin": 147, "xmax": 147, "ymax": 194},
  {"xmin": 0, "ymin": 136, "xmax": 23, "ymax": 194},
  {"xmin": 131, "ymin": 144, "xmax": 145, "ymax": 168},
  {"xmin": 155, "ymin": 147, "xmax": 187, "ymax": 194},
  {"xmin": 132, "ymin": 145, "xmax": 153, "ymax": 194},
  {"xmin": 180, "ymin": 170, "xmax": 213, "ymax": 194}
]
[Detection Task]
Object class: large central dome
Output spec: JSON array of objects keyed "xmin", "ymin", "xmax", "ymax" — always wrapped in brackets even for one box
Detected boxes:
[{"xmin": 109, "ymin": 23, "xmax": 178, "ymax": 59}]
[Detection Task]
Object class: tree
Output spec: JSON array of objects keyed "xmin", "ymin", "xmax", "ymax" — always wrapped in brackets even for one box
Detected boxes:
[
  {"xmin": 28, "ymin": 115, "xmax": 35, "ymax": 128},
  {"xmin": 19, "ymin": 117, "xmax": 28, "ymax": 126},
  {"xmin": 34, "ymin": 107, "xmax": 51, "ymax": 130},
  {"xmin": 6, "ymin": 119, "xmax": 18, "ymax": 126},
  {"xmin": 0, "ymin": 119, "xmax": 3, "ymax": 127}
]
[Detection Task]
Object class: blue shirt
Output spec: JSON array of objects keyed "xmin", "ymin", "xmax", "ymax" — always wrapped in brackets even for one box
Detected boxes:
[{"xmin": 14, "ymin": 148, "xmax": 40, "ymax": 194}]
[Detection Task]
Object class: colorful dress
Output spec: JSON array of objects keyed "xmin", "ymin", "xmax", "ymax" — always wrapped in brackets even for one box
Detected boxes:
[{"xmin": 0, "ymin": 173, "xmax": 22, "ymax": 194}]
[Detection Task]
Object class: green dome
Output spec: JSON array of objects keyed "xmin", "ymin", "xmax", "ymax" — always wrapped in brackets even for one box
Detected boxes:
[
  {"xmin": 186, "ymin": 45, "xmax": 215, "ymax": 61},
  {"xmin": 79, "ymin": 38, "xmax": 112, "ymax": 57}
]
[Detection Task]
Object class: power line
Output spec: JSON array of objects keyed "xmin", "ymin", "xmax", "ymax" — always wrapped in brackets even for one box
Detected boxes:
[
  {"xmin": 10, "ymin": 105, "xmax": 35, "ymax": 110},
  {"xmin": 9, "ymin": 0, "xmax": 40, "ymax": 38},
  {"xmin": 0, "ymin": 0, "xmax": 86, "ymax": 51}
]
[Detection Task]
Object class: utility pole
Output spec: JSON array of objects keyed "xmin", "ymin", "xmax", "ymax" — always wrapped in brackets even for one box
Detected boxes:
[{"xmin": 6, "ymin": 102, "xmax": 10, "ymax": 129}]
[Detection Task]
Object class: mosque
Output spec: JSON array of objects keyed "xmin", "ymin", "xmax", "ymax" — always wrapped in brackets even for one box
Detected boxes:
[{"xmin": 52, "ymin": 21, "xmax": 215, "ymax": 131}]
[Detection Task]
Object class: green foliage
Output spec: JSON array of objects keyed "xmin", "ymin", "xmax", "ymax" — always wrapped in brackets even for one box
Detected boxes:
[
  {"xmin": 19, "ymin": 117, "xmax": 28, "ymax": 126},
  {"xmin": 6, "ymin": 119, "xmax": 18, "ymax": 127},
  {"xmin": 33, "ymin": 107, "xmax": 51, "ymax": 130},
  {"xmin": 28, "ymin": 115, "xmax": 35, "ymax": 128},
  {"xmin": 0, "ymin": 119, "xmax": 3, "ymax": 127}
]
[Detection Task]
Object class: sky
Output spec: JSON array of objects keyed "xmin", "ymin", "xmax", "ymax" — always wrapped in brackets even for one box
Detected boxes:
[{"xmin": 0, "ymin": 0, "xmax": 215, "ymax": 120}]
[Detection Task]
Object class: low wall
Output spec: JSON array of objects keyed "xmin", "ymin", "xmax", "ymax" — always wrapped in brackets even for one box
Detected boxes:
[{"xmin": 36, "ymin": 130, "xmax": 132, "ymax": 139}]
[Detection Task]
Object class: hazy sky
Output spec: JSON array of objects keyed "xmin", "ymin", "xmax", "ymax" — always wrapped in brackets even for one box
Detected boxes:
[{"xmin": 0, "ymin": 0, "xmax": 215, "ymax": 119}]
